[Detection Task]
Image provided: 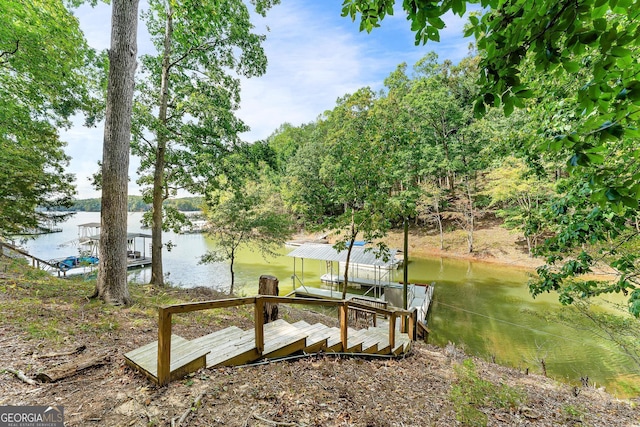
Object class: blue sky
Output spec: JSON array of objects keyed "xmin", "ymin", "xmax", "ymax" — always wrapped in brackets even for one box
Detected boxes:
[{"xmin": 65, "ymin": 0, "xmax": 474, "ymax": 198}]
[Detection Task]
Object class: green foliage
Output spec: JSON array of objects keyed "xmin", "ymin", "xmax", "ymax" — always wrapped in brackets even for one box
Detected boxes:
[
  {"xmin": 528, "ymin": 178, "xmax": 640, "ymax": 317},
  {"xmin": 283, "ymin": 87, "xmax": 415, "ymax": 290},
  {"xmin": 68, "ymin": 196, "xmax": 203, "ymax": 212},
  {"xmin": 202, "ymin": 144, "xmax": 293, "ymax": 292},
  {"xmin": 343, "ymin": 0, "xmax": 640, "ymax": 316},
  {"xmin": 450, "ymin": 359, "xmax": 525, "ymax": 427},
  {"xmin": 0, "ymin": 0, "xmax": 101, "ymax": 237},
  {"xmin": 131, "ymin": 0, "xmax": 279, "ymax": 284}
]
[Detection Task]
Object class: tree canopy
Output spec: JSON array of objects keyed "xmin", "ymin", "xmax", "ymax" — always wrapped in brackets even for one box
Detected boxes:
[
  {"xmin": 342, "ymin": 0, "xmax": 640, "ymax": 316},
  {"xmin": 0, "ymin": 0, "xmax": 98, "ymax": 237},
  {"xmin": 131, "ymin": 0, "xmax": 279, "ymax": 286}
]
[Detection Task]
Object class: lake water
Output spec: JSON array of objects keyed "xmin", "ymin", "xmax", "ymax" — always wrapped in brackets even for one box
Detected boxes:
[{"xmin": 19, "ymin": 212, "xmax": 640, "ymax": 396}]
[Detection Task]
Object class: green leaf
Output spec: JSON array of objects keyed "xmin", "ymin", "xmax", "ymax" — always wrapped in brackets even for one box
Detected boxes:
[
  {"xmin": 611, "ymin": 46, "xmax": 632, "ymax": 57},
  {"xmin": 562, "ymin": 61, "xmax": 581, "ymax": 73}
]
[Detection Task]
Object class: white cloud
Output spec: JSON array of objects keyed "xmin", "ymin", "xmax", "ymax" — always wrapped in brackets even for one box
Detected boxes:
[{"xmin": 65, "ymin": 0, "xmax": 474, "ymax": 197}]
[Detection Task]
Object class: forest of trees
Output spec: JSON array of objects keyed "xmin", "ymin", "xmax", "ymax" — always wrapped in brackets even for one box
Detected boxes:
[
  {"xmin": 2, "ymin": 0, "xmax": 639, "ymax": 321},
  {"xmin": 67, "ymin": 196, "xmax": 203, "ymax": 212}
]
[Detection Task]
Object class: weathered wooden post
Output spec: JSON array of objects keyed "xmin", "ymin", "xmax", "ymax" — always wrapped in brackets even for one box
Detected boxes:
[
  {"xmin": 258, "ymin": 275, "xmax": 279, "ymax": 323},
  {"xmin": 339, "ymin": 302, "xmax": 348, "ymax": 351},
  {"xmin": 388, "ymin": 312, "xmax": 396, "ymax": 350},
  {"xmin": 157, "ymin": 307, "xmax": 172, "ymax": 386},
  {"xmin": 254, "ymin": 297, "xmax": 264, "ymax": 355}
]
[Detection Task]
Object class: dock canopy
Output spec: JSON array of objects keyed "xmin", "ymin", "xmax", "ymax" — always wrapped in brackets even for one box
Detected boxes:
[{"xmin": 287, "ymin": 244, "xmax": 397, "ymax": 268}]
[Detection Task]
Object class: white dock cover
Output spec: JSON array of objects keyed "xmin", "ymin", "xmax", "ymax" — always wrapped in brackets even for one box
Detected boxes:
[{"xmin": 286, "ymin": 244, "xmax": 397, "ymax": 267}]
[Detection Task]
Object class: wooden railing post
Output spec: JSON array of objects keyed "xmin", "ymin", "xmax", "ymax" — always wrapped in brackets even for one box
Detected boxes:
[
  {"xmin": 408, "ymin": 311, "xmax": 416, "ymax": 341},
  {"xmin": 157, "ymin": 307, "xmax": 172, "ymax": 386},
  {"xmin": 339, "ymin": 302, "xmax": 348, "ymax": 351},
  {"xmin": 388, "ymin": 312, "xmax": 396, "ymax": 350},
  {"xmin": 254, "ymin": 296, "xmax": 264, "ymax": 355}
]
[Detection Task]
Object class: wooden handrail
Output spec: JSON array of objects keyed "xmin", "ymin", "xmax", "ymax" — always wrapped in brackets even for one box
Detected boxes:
[
  {"xmin": 156, "ymin": 295, "xmax": 417, "ymax": 385},
  {"xmin": 0, "ymin": 241, "xmax": 59, "ymax": 269}
]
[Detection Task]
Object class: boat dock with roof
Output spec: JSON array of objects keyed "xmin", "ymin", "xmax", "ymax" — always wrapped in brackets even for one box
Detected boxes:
[{"xmin": 285, "ymin": 244, "xmax": 434, "ymax": 333}]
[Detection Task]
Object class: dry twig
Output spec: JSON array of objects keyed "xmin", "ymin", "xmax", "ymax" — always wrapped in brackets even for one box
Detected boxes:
[
  {"xmin": 252, "ymin": 413, "xmax": 303, "ymax": 426},
  {"xmin": 175, "ymin": 391, "xmax": 206, "ymax": 426},
  {"xmin": 33, "ymin": 345, "xmax": 86, "ymax": 359},
  {"xmin": 3, "ymin": 368, "xmax": 36, "ymax": 385}
]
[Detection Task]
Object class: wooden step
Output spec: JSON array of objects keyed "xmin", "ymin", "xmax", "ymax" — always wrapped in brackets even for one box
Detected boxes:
[
  {"xmin": 300, "ymin": 323, "xmax": 333, "ymax": 353},
  {"xmin": 124, "ymin": 335, "xmax": 210, "ymax": 383},
  {"xmin": 357, "ymin": 330, "xmax": 382, "ymax": 354},
  {"xmin": 263, "ymin": 320, "xmax": 308, "ymax": 358},
  {"xmin": 344, "ymin": 328, "xmax": 365, "ymax": 353},
  {"xmin": 392, "ymin": 333, "xmax": 411, "ymax": 355},
  {"xmin": 292, "ymin": 320, "xmax": 312, "ymax": 329},
  {"xmin": 364, "ymin": 328, "xmax": 391, "ymax": 354},
  {"xmin": 206, "ymin": 331, "xmax": 259, "ymax": 368},
  {"xmin": 324, "ymin": 327, "xmax": 343, "ymax": 352},
  {"xmin": 191, "ymin": 326, "xmax": 244, "ymax": 349}
]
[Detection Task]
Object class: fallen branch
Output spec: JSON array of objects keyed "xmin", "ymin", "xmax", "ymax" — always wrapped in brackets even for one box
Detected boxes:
[
  {"xmin": 35, "ymin": 352, "xmax": 110, "ymax": 383},
  {"xmin": 3, "ymin": 368, "xmax": 37, "ymax": 385},
  {"xmin": 34, "ymin": 345, "xmax": 86, "ymax": 359},
  {"xmin": 252, "ymin": 413, "xmax": 303, "ymax": 426},
  {"xmin": 175, "ymin": 391, "xmax": 206, "ymax": 426}
]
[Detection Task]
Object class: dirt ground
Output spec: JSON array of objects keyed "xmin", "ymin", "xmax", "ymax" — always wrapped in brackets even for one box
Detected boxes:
[{"xmin": 0, "ymin": 250, "xmax": 638, "ymax": 427}]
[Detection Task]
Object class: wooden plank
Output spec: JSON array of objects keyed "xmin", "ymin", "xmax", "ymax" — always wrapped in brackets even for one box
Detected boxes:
[
  {"xmin": 164, "ymin": 297, "xmax": 257, "ymax": 315},
  {"xmin": 190, "ymin": 326, "xmax": 244, "ymax": 349},
  {"xmin": 292, "ymin": 320, "xmax": 311, "ymax": 329},
  {"xmin": 206, "ymin": 332, "xmax": 258, "ymax": 368},
  {"xmin": 304, "ymin": 337, "xmax": 328, "ymax": 353},
  {"xmin": 359, "ymin": 330, "xmax": 383, "ymax": 354},
  {"xmin": 388, "ymin": 313, "xmax": 396, "ymax": 350},
  {"xmin": 392, "ymin": 333, "xmax": 411, "ymax": 355},
  {"xmin": 263, "ymin": 336, "xmax": 306, "ymax": 359},
  {"xmin": 169, "ymin": 353, "xmax": 208, "ymax": 383},
  {"xmin": 305, "ymin": 324, "xmax": 335, "ymax": 351},
  {"xmin": 209, "ymin": 320, "xmax": 309, "ymax": 366},
  {"xmin": 350, "ymin": 330, "xmax": 378, "ymax": 354},
  {"xmin": 339, "ymin": 303, "xmax": 348, "ymax": 351},
  {"xmin": 255, "ymin": 297, "xmax": 264, "ymax": 355},
  {"xmin": 364, "ymin": 328, "xmax": 391, "ymax": 354},
  {"xmin": 325, "ymin": 327, "xmax": 343, "ymax": 352},
  {"xmin": 263, "ymin": 321, "xmax": 309, "ymax": 355},
  {"xmin": 157, "ymin": 308, "xmax": 172, "ymax": 386},
  {"xmin": 124, "ymin": 335, "xmax": 210, "ymax": 383}
]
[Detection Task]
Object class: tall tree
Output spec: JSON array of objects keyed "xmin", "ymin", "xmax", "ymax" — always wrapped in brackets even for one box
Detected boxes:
[
  {"xmin": 484, "ymin": 156, "xmax": 553, "ymax": 256},
  {"xmin": 94, "ymin": 0, "xmax": 139, "ymax": 305},
  {"xmin": 132, "ymin": 0, "xmax": 278, "ymax": 286},
  {"xmin": 285, "ymin": 88, "xmax": 408, "ymax": 299},
  {"xmin": 0, "ymin": 0, "xmax": 96, "ymax": 237},
  {"xmin": 201, "ymin": 145, "xmax": 292, "ymax": 294}
]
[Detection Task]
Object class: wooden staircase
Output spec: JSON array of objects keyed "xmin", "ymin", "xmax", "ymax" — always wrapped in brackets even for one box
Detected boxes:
[
  {"xmin": 124, "ymin": 319, "xmax": 412, "ymax": 384},
  {"xmin": 124, "ymin": 296, "xmax": 416, "ymax": 385}
]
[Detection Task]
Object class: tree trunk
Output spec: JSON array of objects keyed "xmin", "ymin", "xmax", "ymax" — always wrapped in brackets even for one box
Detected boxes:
[
  {"xmin": 229, "ymin": 250, "xmax": 235, "ymax": 295},
  {"xmin": 465, "ymin": 179, "xmax": 474, "ymax": 253},
  {"xmin": 94, "ymin": 0, "xmax": 139, "ymax": 305},
  {"xmin": 434, "ymin": 195, "xmax": 444, "ymax": 250},
  {"xmin": 150, "ymin": 4, "xmax": 173, "ymax": 286},
  {"xmin": 258, "ymin": 275, "xmax": 279, "ymax": 323},
  {"xmin": 342, "ymin": 216, "xmax": 357, "ymax": 300},
  {"xmin": 342, "ymin": 239, "xmax": 355, "ymax": 300}
]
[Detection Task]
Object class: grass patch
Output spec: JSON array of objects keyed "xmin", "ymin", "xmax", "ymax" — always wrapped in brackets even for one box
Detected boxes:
[{"xmin": 450, "ymin": 358, "xmax": 525, "ymax": 427}]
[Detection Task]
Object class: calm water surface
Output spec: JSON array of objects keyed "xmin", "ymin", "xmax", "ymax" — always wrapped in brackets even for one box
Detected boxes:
[{"xmin": 20, "ymin": 212, "xmax": 640, "ymax": 396}]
